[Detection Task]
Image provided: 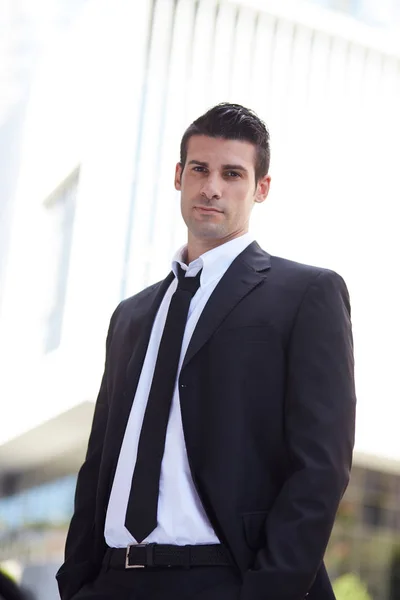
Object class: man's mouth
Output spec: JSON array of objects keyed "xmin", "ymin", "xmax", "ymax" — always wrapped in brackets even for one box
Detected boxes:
[{"xmin": 194, "ymin": 206, "xmax": 223, "ymax": 213}]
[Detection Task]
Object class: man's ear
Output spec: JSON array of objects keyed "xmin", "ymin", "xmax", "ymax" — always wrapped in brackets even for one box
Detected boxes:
[
  {"xmin": 175, "ymin": 162, "xmax": 183, "ymax": 191},
  {"xmin": 255, "ymin": 174, "xmax": 271, "ymax": 204}
]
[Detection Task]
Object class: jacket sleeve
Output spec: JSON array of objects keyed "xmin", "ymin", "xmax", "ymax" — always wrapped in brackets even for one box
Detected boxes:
[
  {"xmin": 56, "ymin": 304, "xmax": 121, "ymax": 600},
  {"xmin": 241, "ymin": 270, "xmax": 356, "ymax": 600}
]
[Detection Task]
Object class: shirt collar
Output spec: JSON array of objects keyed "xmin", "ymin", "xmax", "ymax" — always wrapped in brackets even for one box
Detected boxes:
[{"xmin": 171, "ymin": 232, "xmax": 254, "ymax": 287}]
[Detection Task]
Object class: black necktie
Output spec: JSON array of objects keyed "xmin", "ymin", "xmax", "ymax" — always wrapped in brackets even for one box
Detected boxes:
[{"xmin": 124, "ymin": 265, "xmax": 202, "ymax": 542}]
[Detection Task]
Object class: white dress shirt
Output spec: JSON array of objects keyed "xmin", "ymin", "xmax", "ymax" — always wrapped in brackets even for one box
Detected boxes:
[{"xmin": 105, "ymin": 232, "xmax": 254, "ymax": 547}]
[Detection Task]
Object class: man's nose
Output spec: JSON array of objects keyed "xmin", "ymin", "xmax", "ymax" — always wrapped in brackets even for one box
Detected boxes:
[{"xmin": 200, "ymin": 174, "xmax": 222, "ymax": 200}]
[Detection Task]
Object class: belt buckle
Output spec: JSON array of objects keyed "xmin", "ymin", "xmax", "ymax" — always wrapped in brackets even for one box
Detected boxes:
[{"xmin": 125, "ymin": 544, "xmax": 146, "ymax": 569}]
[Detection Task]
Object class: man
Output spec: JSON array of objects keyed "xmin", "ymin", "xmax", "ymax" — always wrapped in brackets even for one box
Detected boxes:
[{"xmin": 56, "ymin": 103, "xmax": 356, "ymax": 600}]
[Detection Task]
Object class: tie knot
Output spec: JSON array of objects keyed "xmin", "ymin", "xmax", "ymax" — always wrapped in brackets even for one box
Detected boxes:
[{"xmin": 176, "ymin": 265, "xmax": 202, "ymax": 295}]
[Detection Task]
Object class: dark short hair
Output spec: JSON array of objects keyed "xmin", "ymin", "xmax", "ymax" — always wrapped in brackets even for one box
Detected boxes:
[{"xmin": 180, "ymin": 103, "xmax": 270, "ymax": 182}]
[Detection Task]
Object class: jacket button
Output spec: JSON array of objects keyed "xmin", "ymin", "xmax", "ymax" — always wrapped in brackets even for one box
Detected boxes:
[{"xmin": 180, "ymin": 384, "xmax": 187, "ymax": 388}]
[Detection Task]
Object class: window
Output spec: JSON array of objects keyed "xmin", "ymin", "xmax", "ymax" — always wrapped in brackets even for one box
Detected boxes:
[
  {"xmin": 0, "ymin": 474, "xmax": 77, "ymax": 563},
  {"xmin": 327, "ymin": 466, "xmax": 400, "ymax": 600},
  {"xmin": 42, "ymin": 169, "xmax": 79, "ymax": 353}
]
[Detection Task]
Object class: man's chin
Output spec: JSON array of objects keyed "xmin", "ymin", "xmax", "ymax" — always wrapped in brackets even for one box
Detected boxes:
[{"xmin": 190, "ymin": 224, "xmax": 226, "ymax": 240}]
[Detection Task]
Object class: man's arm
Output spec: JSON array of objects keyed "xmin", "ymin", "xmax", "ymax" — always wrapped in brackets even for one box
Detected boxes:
[
  {"xmin": 56, "ymin": 304, "xmax": 121, "ymax": 600},
  {"xmin": 241, "ymin": 270, "xmax": 356, "ymax": 600}
]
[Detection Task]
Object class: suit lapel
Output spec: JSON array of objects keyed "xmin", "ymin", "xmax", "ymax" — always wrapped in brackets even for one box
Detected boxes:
[
  {"xmin": 125, "ymin": 272, "xmax": 174, "ymax": 400},
  {"xmin": 182, "ymin": 242, "xmax": 271, "ymax": 370},
  {"xmin": 124, "ymin": 242, "xmax": 271, "ymax": 392}
]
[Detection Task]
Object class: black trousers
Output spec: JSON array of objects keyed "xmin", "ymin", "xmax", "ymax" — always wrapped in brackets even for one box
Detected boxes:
[{"xmin": 72, "ymin": 564, "xmax": 242, "ymax": 600}]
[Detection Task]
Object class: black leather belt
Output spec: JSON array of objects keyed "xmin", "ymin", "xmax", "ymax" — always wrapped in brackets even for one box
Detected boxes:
[{"xmin": 104, "ymin": 543, "xmax": 233, "ymax": 569}]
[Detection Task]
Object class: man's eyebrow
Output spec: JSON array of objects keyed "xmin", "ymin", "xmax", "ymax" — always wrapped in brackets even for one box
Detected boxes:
[
  {"xmin": 222, "ymin": 164, "xmax": 248, "ymax": 173},
  {"xmin": 188, "ymin": 160, "xmax": 208, "ymax": 167},
  {"xmin": 187, "ymin": 160, "xmax": 248, "ymax": 173}
]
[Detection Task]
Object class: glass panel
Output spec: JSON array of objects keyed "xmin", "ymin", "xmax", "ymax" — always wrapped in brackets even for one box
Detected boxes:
[
  {"xmin": 0, "ymin": 475, "xmax": 76, "ymax": 563},
  {"xmin": 42, "ymin": 169, "xmax": 79, "ymax": 353}
]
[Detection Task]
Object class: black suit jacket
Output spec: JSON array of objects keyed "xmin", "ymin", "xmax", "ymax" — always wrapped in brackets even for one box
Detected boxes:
[{"xmin": 56, "ymin": 242, "xmax": 356, "ymax": 600}]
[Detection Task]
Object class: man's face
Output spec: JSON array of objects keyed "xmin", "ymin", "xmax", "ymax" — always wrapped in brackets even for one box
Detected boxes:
[{"xmin": 175, "ymin": 135, "xmax": 270, "ymax": 245}]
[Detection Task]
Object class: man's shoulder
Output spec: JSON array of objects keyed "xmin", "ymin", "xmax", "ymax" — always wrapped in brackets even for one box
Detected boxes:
[
  {"xmin": 106, "ymin": 277, "xmax": 170, "ymax": 335},
  {"xmin": 248, "ymin": 242, "xmax": 343, "ymax": 283},
  {"xmin": 259, "ymin": 247, "xmax": 346, "ymax": 290},
  {"xmin": 117, "ymin": 277, "xmax": 170, "ymax": 315},
  {"xmin": 270, "ymin": 254, "xmax": 333, "ymax": 277},
  {"xmin": 256, "ymin": 251, "xmax": 350, "ymax": 312}
]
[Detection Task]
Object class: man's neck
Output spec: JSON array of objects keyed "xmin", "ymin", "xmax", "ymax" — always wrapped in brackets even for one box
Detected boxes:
[{"xmin": 186, "ymin": 231, "xmax": 248, "ymax": 264}]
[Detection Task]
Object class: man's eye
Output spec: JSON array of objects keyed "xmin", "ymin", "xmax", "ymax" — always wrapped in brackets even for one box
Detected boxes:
[
  {"xmin": 193, "ymin": 166, "xmax": 206, "ymax": 172},
  {"xmin": 225, "ymin": 171, "xmax": 240, "ymax": 178}
]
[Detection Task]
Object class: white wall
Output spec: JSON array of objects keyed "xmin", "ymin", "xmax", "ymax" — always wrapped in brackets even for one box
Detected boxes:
[
  {"xmin": 0, "ymin": 0, "xmax": 151, "ymax": 442},
  {"xmin": 0, "ymin": 0, "xmax": 399, "ymax": 463}
]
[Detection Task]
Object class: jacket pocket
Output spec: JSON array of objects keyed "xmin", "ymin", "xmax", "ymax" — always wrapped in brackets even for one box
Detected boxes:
[{"xmin": 241, "ymin": 510, "xmax": 269, "ymax": 551}]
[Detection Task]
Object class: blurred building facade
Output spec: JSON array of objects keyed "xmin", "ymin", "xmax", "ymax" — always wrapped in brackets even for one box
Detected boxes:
[
  {"xmin": 0, "ymin": 0, "xmax": 400, "ymax": 598},
  {"xmin": 310, "ymin": 0, "xmax": 400, "ymax": 29}
]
